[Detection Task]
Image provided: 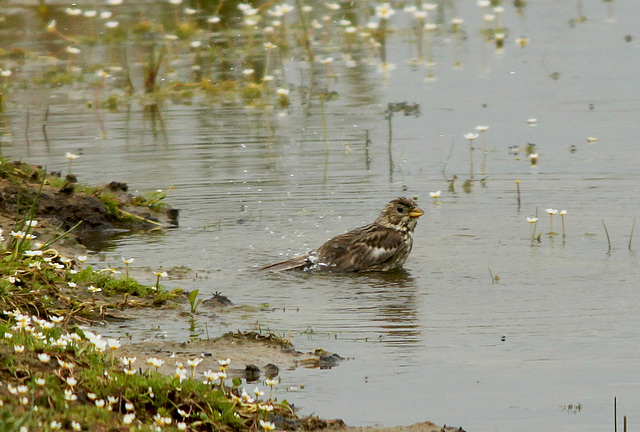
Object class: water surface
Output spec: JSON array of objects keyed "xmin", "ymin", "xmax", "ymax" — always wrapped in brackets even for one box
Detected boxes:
[{"xmin": 1, "ymin": 1, "xmax": 639, "ymax": 430}]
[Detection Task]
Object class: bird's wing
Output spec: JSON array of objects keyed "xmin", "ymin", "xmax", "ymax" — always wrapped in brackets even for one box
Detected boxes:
[{"xmin": 317, "ymin": 224, "xmax": 407, "ymax": 271}]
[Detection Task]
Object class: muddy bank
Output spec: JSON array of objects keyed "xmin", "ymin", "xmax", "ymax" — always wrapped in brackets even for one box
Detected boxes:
[{"xmin": 0, "ymin": 160, "xmax": 178, "ymax": 254}]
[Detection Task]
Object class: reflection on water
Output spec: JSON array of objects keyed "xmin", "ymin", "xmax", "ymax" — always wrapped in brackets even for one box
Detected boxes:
[{"xmin": 1, "ymin": 1, "xmax": 640, "ymax": 431}]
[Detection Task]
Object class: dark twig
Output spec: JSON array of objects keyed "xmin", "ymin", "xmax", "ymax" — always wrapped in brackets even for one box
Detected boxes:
[{"xmin": 602, "ymin": 219, "xmax": 611, "ymax": 254}]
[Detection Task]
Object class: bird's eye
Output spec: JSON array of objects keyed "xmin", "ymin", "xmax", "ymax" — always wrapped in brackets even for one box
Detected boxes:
[{"xmin": 397, "ymin": 207, "xmax": 404, "ymax": 213}]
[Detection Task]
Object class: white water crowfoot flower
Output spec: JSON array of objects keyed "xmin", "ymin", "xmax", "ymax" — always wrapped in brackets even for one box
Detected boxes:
[
  {"xmin": 147, "ymin": 357, "xmax": 165, "ymax": 373},
  {"xmin": 265, "ymin": 378, "xmax": 278, "ymax": 400},
  {"xmin": 154, "ymin": 270, "xmax": 167, "ymax": 291},
  {"xmin": 65, "ymin": 152, "xmax": 79, "ymax": 175},
  {"xmin": 260, "ymin": 420, "xmax": 276, "ymax": 431},
  {"xmin": 187, "ymin": 357, "xmax": 203, "ymax": 378},
  {"xmin": 122, "ymin": 257, "xmax": 134, "ymax": 277},
  {"xmin": 560, "ymin": 210, "xmax": 567, "ymax": 238},
  {"xmin": 203, "ymin": 369, "xmax": 220, "ymax": 384},
  {"xmin": 123, "ymin": 413, "xmax": 136, "ymax": 425},
  {"xmin": 375, "ymin": 3, "xmax": 396, "ymax": 20}
]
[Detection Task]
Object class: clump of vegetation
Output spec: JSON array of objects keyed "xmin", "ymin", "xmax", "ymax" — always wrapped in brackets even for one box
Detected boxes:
[{"xmin": 0, "ymin": 310, "xmax": 302, "ymax": 431}]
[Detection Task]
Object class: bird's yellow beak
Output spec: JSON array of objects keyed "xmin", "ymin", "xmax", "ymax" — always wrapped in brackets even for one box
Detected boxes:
[{"xmin": 409, "ymin": 208, "xmax": 424, "ymax": 218}]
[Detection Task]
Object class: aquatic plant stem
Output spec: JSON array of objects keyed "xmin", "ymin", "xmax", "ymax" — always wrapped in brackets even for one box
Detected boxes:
[
  {"xmin": 480, "ymin": 130, "xmax": 488, "ymax": 174},
  {"xmin": 629, "ymin": 216, "xmax": 636, "ymax": 250},
  {"xmin": 387, "ymin": 105, "xmax": 394, "ymax": 181},
  {"xmin": 42, "ymin": 106, "xmax": 50, "ymax": 149},
  {"xmin": 295, "ymin": 0, "xmax": 315, "ymax": 105},
  {"xmin": 516, "ymin": 180, "xmax": 521, "ymax": 209},
  {"xmin": 602, "ymin": 219, "xmax": 611, "ymax": 254}
]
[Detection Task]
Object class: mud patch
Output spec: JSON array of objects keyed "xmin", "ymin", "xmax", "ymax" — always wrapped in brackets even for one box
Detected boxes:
[{"xmin": 117, "ymin": 330, "xmax": 344, "ymax": 381}]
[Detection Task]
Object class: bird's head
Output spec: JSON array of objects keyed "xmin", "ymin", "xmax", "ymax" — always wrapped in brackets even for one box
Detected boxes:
[{"xmin": 375, "ymin": 197, "xmax": 424, "ymax": 232}]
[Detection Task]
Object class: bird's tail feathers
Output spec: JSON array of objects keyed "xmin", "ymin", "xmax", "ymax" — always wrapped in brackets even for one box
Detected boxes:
[{"xmin": 258, "ymin": 254, "xmax": 311, "ymax": 272}]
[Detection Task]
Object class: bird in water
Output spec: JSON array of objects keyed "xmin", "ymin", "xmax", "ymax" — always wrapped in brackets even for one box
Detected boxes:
[{"xmin": 259, "ymin": 197, "xmax": 424, "ymax": 272}]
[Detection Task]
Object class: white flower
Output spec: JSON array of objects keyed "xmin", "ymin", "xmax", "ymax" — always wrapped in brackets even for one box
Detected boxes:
[
  {"xmin": 65, "ymin": 8, "xmax": 83, "ymax": 16},
  {"xmin": 207, "ymin": 16, "xmax": 221, "ymax": 24},
  {"xmin": 65, "ymin": 152, "xmax": 79, "ymax": 160},
  {"xmin": 375, "ymin": 3, "xmax": 396, "ymax": 19},
  {"xmin": 560, "ymin": 210, "xmax": 567, "ymax": 215},
  {"xmin": 429, "ymin": 190, "xmax": 441, "ymax": 198},
  {"xmin": 526, "ymin": 217, "xmax": 538, "ymax": 223},
  {"xmin": 64, "ymin": 389, "xmax": 78, "ymax": 401},
  {"xmin": 66, "ymin": 46, "xmax": 81, "ymax": 55},
  {"xmin": 121, "ymin": 356, "xmax": 137, "ymax": 366},
  {"xmin": 71, "ymin": 421, "xmax": 81, "ymax": 431},
  {"xmin": 105, "ymin": 21, "xmax": 119, "ymax": 28},
  {"xmin": 100, "ymin": 11, "xmax": 113, "ymax": 19},
  {"xmin": 475, "ymin": 125, "xmax": 489, "ymax": 132},
  {"xmin": 259, "ymin": 420, "xmax": 276, "ymax": 431},
  {"xmin": 77, "ymin": 255, "xmax": 87, "ymax": 263},
  {"xmin": 147, "ymin": 357, "xmax": 165, "ymax": 368},
  {"xmin": 187, "ymin": 358, "xmax": 202, "ymax": 368},
  {"xmin": 464, "ymin": 133, "xmax": 479, "ymax": 140},
  {"xmin": 123, "ymin": 413, "xmax": 136, "ymax": 424},
  {"xmin": 546, "ymin": 208, "xmax": 558, "ymax": 215},
  {"xmin": 276, "ymin": 88, "xmax": 290, "ymax": 96},
  {"xmin": 175, "ymin": 366, "xmax": 188, "ymax": 382},
  {"xmin": 107, "ymin": 339, "xmax": 121, "ymax": 350},
  {"xmin": 66, "ymin": 377, "xmax": 78, "ymax": 387},
  {"xmin": 38, "ymin": 353, "xmax": 51, "ymax": 363}
]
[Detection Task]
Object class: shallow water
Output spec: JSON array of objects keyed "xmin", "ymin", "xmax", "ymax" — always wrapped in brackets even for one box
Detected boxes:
[{"xmin": 2, "ymin": 1, "xmax": 640, "ymax": 430}]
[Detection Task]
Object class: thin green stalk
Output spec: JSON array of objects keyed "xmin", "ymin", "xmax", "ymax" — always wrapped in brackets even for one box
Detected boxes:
[{"xmin": 40, "ymin": 220, "xmax": 83, "ymax": 249}]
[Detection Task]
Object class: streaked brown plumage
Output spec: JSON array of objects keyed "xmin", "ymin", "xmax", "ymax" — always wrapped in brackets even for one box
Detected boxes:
[{"xmin": 259, "ymin": 197, "xmax": 424, "ymax": 272}]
